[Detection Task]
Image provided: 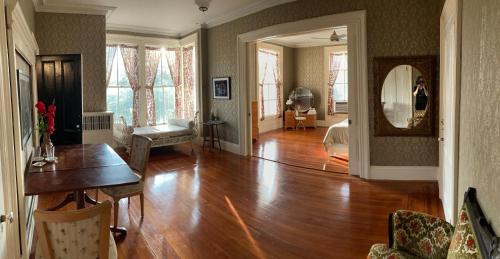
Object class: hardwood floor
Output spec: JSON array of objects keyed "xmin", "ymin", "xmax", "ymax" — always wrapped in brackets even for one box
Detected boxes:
[
  {"xmin": 253, "ymin": 127, "xmax": 348, "ymax": 174},
  {"xmin": 36, "ymin": 145, "xmax": 443, "ymax": 259}
]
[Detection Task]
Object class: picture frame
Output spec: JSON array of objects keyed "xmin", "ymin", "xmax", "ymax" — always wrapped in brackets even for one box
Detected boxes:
[
  {"xmin": 213, "ymin": 77, "xmax": 231, "ymax": 99},
  {"xmin": 17, "ymin": 68, "xmax": 33, "ymax": 149}
]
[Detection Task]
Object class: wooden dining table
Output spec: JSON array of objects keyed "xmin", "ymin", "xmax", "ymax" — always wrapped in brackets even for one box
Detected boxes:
[{"xmin": 25, "ymin": 144, "xmax": 140, "ymax": 237}]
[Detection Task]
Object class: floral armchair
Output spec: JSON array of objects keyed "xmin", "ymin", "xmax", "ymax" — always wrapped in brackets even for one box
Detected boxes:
[{"xmin": 368, "ymin": 188, "xmax": 499, "ymax": 259}]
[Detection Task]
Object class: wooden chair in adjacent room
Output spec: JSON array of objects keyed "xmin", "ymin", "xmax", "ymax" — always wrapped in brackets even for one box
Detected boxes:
[
  {"xmin": 99, "ymin": 134, "xmax": 152, "ymax": 233},
  {"xmin": 295, "ymin": 110, "xmax": 307, "ymax": 130},
  {"xmin": 34, "ymin": 201, "xmax": 117, "ymax": 259}
]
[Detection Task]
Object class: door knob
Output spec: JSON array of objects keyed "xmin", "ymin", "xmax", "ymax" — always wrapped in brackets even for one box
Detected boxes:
[
  {"xmin": 76, "ymin": 125, "xmax": 80, "ymax": 129},
  {"xmin": 438, "ymin": 137, "xmax": 444, "ymax": 142},
  {"xmin": 0, "ymin": 212, "xmax": 14, "ymax": 224}
]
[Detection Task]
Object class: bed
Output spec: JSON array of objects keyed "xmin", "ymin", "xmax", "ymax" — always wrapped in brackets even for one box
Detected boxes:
[
  {"xmin": 114, "ymin": 112, "xmax": 199, "ymax": 153},
  {"xmin": 323, "ymin": 119, "xmax": 349, "ymax": 156}
]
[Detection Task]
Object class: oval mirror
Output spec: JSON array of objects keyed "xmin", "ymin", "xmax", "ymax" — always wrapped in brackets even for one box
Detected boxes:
[
  {"xmin": 289, "ymin": 87, "xmax": 315, "ymax": 112},
  {"xmin": 381, "ymin": 65, "xmax": 428, "ymax": 128}
]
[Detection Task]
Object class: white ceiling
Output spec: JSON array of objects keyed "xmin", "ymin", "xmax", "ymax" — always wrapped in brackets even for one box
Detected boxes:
[
  {"xmin": 265, "ymin": 27, "xmax": 347, "ymax": 48},
  {"xmin": 35, "ymin": 0, "xmax": 296, "ymax": 37}
]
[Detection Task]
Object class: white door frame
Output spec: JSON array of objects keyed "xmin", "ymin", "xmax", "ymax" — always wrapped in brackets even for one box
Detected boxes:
[
  {"xmin": 237, "ymin": 11, "xmax": 370, "ymax": 178},
  {"xmin": 6, "ymin": 2, "xmax": 40, "ymax": 256},
  {"xmin": 439, "ymin": 0, "xmax": 462, "ymax": 223},
  {"xmin": 0, "ymin": 1, "xmax": 21, "ymax": 258}
]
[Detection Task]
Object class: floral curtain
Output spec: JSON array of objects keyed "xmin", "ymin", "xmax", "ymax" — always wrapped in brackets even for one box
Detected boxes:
[
  {"xmin": 120, "ymin": 45, "xmax": 140, "ymax": 127},
  {"xmin": 105, "ymin": 44, "xmax": 117, "ymax": 87},
  {"xmin": 327, "ymin": 53, "xmax": 343, "ymax": 115},
  {"xmin": 258, "ymin": 49, "xmax": 281, "ymax": 120},
  {"xmin": 182, "ymin": 46, "xmax": 195, "ymax": 119},
  {"xmin": 166, "ymin": 48, "xmax": 182, "ymax": 118},
  {"xmin": 145, "ymin": 47, "xmax": 161, "ymax": 126},
  {"xmin": 272, "ymin": 52, "xmax": 282, "ymax": 118},
  {"xmin": 258, "ymin": 57, "xmax": 269, "ymax": 121}
]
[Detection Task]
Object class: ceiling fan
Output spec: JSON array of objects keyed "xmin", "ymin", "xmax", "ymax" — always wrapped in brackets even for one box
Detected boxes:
[{"xmin": 311, "ymin": 29, "xmax": 347, "ymax": 42}]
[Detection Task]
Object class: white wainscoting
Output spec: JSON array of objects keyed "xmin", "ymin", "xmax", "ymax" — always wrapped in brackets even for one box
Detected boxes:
[{"xmin": 369, "ymin": 166, "xmax": 438, "ymax": 181}]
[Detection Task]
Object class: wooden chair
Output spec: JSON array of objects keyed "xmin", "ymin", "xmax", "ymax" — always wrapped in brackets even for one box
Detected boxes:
[
  {"xmin": 34, "ymin": 201, "xmax": 117, "ymax": 259},
  {"xmin": 100, "ymin": 134, "xmax": 152, "ymax": 232},
  {"xmin": 295, "ymin": 110, "xmax": 306, "ymax": 130}
]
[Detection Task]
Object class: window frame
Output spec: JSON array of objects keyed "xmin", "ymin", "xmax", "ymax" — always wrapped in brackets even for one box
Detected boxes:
[
  {"xmin": 106, "ymin": 33, "xmax": 199, "ymax": 127},
  {"xmin": 257, "ymin": 43, "xmax": 283, "ymax": 121}
]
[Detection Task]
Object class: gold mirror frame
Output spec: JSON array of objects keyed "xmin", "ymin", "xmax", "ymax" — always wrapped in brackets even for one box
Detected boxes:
[{"xmin": 374, "ymin": 56, "xmax": 437, "ymax": 136}]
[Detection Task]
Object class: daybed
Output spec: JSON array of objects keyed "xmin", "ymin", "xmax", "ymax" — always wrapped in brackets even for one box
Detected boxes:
[{"xmin": 114, "ymin": 112, "xmax": 199, "ymax": 152}]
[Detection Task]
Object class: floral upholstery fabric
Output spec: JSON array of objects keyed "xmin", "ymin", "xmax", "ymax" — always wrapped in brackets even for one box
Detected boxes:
[
  {"xmin": 392, "ymin": 210, "xmax": 454, "ymax": 259},
  {"xmin": 35, "ymin": 215, "xmax": 117, "ymax": 259},
  {"xmin": 446, "ymin": 205, "xmax": 482, "ymax": 259},
  {"xmin": 368, "ymin": 244, "xmax": 420, "ymax": 259},
  {"xmin": 101, "ymin": 173, "xmax": 143, "ymax": 198}
]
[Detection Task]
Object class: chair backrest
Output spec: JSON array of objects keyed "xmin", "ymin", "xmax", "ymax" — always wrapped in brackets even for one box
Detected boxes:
[
  {"xmin": 129, "ymin": 134, "xmax": 153, "ymax": 178},
  {"xmin": 34, "ymin": 201, "xmax": 112, "ymax": 259}
]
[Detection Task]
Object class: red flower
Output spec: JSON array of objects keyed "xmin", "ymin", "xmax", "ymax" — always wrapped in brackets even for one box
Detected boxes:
[
  {"xmin": 47, "ymin": 116, "xmax": 55, "ymax": 135},
  {"xmin": 47, "ymin": 104, "xmax": 56, "ymax": 117},
  {"xmin": 35, "ymin": 101, "xmax": 46, "ymax": 114}
]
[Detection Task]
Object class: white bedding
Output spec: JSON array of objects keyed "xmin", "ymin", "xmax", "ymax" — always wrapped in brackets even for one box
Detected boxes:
[
  {"xmin": 323, "ymin": 119, "xmax": 349, "ymax": 154},
  {"xmin": 133, "ymin": 124, "xmax": 193, "ymax": 139}
]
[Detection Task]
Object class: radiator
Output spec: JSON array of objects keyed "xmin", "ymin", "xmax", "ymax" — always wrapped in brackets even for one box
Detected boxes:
[{"xmin": 82, "ymin": 112, "xmax": 114, "ymax": 146}]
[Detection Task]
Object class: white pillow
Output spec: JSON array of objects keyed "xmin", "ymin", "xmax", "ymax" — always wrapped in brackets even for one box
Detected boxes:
[{"xmin": 168, "ymin": 118, "xmax": 194, "ymax": 129}]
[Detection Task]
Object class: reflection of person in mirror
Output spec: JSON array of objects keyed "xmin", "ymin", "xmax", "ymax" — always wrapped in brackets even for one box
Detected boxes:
[{"xmin": 413, "ymin": 76, "xmax": 428, "ymax": 110}]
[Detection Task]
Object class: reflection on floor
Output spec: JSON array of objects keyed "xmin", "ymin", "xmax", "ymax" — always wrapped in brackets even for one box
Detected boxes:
[
  {"xmin": 253, "ymin": 127, "xmax": 348, "ymax": 173},
  {"xmin": 36, "ymin": 144, "xmax": 443, "ymax": 258}
]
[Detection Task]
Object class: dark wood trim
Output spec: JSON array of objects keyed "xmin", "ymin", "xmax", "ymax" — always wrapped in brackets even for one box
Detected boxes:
[
  {"xmin": 464, "ymin": 188, "xmax": 500, "ymax": 259},
  {"xmin": 374, "ymin": 56, "xmax": 438, "ymax": 136}
]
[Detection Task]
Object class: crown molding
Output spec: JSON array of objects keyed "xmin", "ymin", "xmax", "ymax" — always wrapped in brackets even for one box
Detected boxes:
[
  {"xmin": 266, "ymin": 38, "xmax": 347, "ymax": 48},
  {"xmin": 33, "ymin": 0, "xmax": 116, "ymax": 18},
  {"xmin": 106, "ymin": 23, "xmax": 181, "ymax": 38},
  {"xmin": 205, "ymin": 0, "xmax": 296, "ymax": 28}
]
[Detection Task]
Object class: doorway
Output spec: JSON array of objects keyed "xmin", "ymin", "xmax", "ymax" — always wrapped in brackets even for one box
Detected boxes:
[
  {"xmin": 250, "ymin": 28, "xmax": 350, "ymax": 173},
  {"xmin": 238, "ymin": 11, "xmax": 370, "ymax": 178}
]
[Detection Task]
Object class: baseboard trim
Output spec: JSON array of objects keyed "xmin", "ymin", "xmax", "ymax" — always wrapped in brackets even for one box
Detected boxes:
[
  {"xmin": 369, "ymin": 166, "xmax": 438, "ymax": 181},
  {"xmin": 220, "ymin": 140, "xmax": 241, "ymax": 154}
]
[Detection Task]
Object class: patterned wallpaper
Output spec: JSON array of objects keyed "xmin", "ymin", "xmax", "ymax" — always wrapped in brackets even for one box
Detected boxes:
[
  {"xmin": 295, "ymin": 47, "xmax": 325, "ymax": 120},
  {"xmin": 458, "ymin": 0, "xmax": 500, "ymax": 232},
  {"xmin": 207, "ymin": 0, "xmax": 443, "ymax": 166},
  {"xmin": 35, "ymin": 13, "xmax": 106, "ymax": 112}
]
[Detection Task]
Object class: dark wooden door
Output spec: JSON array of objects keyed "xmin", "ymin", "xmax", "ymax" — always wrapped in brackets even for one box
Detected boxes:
[{"xmin": 36, "ymin": 54, "xmax": 82, "ymax": 145}]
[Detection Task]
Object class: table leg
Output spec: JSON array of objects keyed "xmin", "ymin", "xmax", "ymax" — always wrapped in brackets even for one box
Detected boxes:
[
  {"xmin": 75, "ymin": 191, "xmax": 86, "ymax": 209},
  {"xmin": 210, "ymin": 125, "xmax": 215, "ymax": 150},
  {"xmin": 46, "ymin": 193, "xmax": 76, "ymax": 211}
]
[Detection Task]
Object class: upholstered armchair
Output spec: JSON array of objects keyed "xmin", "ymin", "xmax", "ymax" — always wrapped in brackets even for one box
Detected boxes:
[
  {"xmin": 34, "ymin": 201, "xmax": 117, "ymax": 259},
  {"xmin": 368, "ymin": 188, "xmax": 497, "ymax": 259}
]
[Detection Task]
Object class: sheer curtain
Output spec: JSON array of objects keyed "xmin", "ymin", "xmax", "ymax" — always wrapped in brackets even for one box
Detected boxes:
[
  {"xmin": 258, "ymin": 59, "xmax": 269, "ymax": 121},
  {"xmin": 145, "ymin": 47, "xmax": 161, "ymax": 126},
  {"xmin": 327, "ymin": 53, "xmax": 343, "ymax": 115},
  {"xmin": 272, "ymin": 53, "xmax": 282, "ymax": 118},
  {"xmin": 166, "ymin": 48, "xmax": 182, "ymax": 118},
  {"xmin": 105, "ymin": 44, "xmax": 117, "ymax": 87},
  {"xmin": 258, "ymin": 49, "xmax": 280, "ymax": 120},
  {"xmin": 120, "ymin": 45, "xmax": 140, "ymax": 127},
  {"xmin": 182, "ymin": 46, "xmax": 195, "ymax": 119}
]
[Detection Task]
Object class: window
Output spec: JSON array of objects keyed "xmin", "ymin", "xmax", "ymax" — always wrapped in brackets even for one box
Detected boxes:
[
  {"xmin": 258, "ymin": 49, "xmax": 280, "ymax": 118},
  {"xmin": 331, "ymin": 52, "xmax": 348, "ymax": 103},
  {"xmin": 154, "ymin": 50, "xmax": 176, "ymax": 125},
  {"xmin": 107, "ymin": 47, "xmax": 133, "ymax": 124}
]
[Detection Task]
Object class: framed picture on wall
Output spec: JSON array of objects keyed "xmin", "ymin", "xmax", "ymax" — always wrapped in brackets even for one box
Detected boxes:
[
  {"xmin": 17, "ymin": 68, "xmax": 33, "ymax": 149},
  {"xmin": 213, "ymin": 77, "xmax": 231, "ymax": 99}
]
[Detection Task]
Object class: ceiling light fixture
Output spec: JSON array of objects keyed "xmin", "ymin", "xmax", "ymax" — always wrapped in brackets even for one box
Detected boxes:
[{"xmin": 195, "ymin": 0, "xmax": 212, "ymax": 12}]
